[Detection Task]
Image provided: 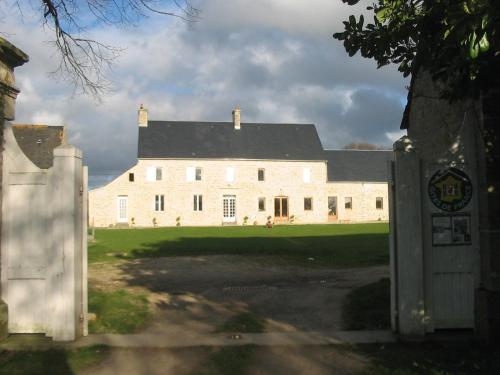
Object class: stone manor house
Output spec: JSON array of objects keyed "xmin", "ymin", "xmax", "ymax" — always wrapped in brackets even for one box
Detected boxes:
[{"xmin": 89, "ymin": 106, "xmax": 392, "ymax": 227}]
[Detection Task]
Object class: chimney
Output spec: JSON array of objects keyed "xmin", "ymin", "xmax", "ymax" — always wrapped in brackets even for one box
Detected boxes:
[
  {"xmin": 138, "ymin": 104, "xmax": 148, "ymax": 127},
  {"xmin": 232, "ymin": 106, "xmax": 241, "ymax": 130}
]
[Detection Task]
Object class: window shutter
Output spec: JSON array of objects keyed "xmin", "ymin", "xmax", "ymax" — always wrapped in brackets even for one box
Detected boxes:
[
  {"xmin": 146, "ymin": 166, "xmax": 155, "ymax": 181},
  {"xmin": 186, "ymin": 167, "xmax": 195, "ymax": 181},
  {"xmin": 303, "ymin": 168, "xmax": 311, "ymax": 183},
  {"xmin": 226, "ymin": 167, "xmax": 235, "ymax": 182}
]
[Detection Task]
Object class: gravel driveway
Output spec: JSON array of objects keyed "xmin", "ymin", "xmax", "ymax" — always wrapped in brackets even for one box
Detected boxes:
[{"xmin": 89, "ymin": 255, "xmax": 389, "ymax": 335}]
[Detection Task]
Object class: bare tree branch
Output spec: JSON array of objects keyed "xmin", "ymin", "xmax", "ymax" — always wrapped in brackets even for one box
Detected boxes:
[{"xmin": 12, "ymin": 0, "xmax": 201, "ymax": 101}]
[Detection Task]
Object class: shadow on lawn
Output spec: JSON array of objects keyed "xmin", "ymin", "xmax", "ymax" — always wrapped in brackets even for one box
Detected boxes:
[{"xmin": 116, "ymin": 233, "xmax": 389, "ymax": 268}]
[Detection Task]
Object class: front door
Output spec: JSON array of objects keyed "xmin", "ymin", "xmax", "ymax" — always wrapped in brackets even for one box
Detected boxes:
[
  {"xmin": 223, "ymin": 195, "xmax": 236, "ymax": 223},
  {"xmin": 117, "ymin": 196, "xmax": 128, "ymax": 223},
  {"xmin": 274, "ymin": 196, "xmax": 289, "ymax": 222},
  {"xmin": 328, "ymin": 196, "xmax": 338, "ymax": 221}
]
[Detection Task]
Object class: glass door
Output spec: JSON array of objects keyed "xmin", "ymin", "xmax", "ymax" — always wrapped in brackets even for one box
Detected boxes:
[
  {"xmin": 223, "ymin": 195, "xmax": 236, "ymax": 223},
  {"xmin": 274, "ymin": 196, "xmax": 289, "ymax": 222}
]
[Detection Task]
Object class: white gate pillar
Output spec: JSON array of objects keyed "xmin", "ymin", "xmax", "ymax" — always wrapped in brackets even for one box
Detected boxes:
[
  {"xmin": 391, "ymin": 137, "xmax": 426, "ymax": 336},
  {"xmin": 50, "ymin": 145, "xmax": 85, "ymax": 341}
]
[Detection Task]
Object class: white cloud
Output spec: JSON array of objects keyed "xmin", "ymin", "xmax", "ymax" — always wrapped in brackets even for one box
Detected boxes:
[
  {"xmin": 1, "ymin": 0, "xmax": 407, "ymax": 186},
  {"xmin": 31, "ymin": 110, "xmax": 64, "ymax": 126},
  {"xmin": 386, "ymin": 130, "xmax": 407, "ymax": 143}
]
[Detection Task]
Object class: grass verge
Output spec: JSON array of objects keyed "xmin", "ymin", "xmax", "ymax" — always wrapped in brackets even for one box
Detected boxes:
[
  {"xmin": 89, "ymin": 223, "xmax": 389, "ymax": 268},
  {"xmin": 342, "ymin": 278, "xmax": 390, "ymax": 330},
  {"xmin": 89, "ymin": 288, "xmax": 150, "ymax": 333},
  {"xmin": 194, "ymin": 346, "xmax": 257, "ymax": 375},
  {"xmin": 0, "ymin": 345, "xmax": 110, "ymax": 375},
  {"xmin": 358, "ymin": 342, "xmax": 498, "ymax": 374},
  {"xmin": 216, "ymin": 312, "xmax": 266, "ymax": 333}
]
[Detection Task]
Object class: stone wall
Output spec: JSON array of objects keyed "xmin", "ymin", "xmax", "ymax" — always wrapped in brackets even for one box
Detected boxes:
[
  {"xmin": 89, "ymin": 159, "xmax": 390, "ymax": 227},
  {"xmin": 326, "ymin": 182, "xmax": 389, "ymax": 222}
]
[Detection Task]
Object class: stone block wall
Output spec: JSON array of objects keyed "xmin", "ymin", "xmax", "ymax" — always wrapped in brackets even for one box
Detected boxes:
[
  {"xmin": 89, "ymin": 159, "xmax": 391, "ymax": 227},
  {"xmin": 326, "ymin": 182, "xmax": 389, "ymax": 222}
]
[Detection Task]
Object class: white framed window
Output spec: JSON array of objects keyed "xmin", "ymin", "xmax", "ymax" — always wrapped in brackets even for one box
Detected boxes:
[
  {"xmin": 226, "ymin": 167, "xmax": 235, "ymax": 183},
  {"xmin": 186, "ymin": 167, "xmax": 195, "ymax": 181},
  {"xmin": 376, "ymin": 197, "xmax": 383, "ymax": 209},
  {"xmin": 258, "ymin": 197, "xmax": 266, "ymax": 211},
  {"xmin": 154, "ymin": 195, "xmax": 165, "ymax": 212},
  {"xmin": 304, "ymin": 197, "xmax": 313, "ymax": 211},
  {"xmin": 147, "ymin": 166, "xmax": 162, "ymax": 181},
  {"xmin": 187, "ymin": 167, "xmax": 202, "ymax": 181},
  {"xmin": 303, "ymin": 168, "xmax": 311, "ymax": 183},
  {"xmin": 146, "ymin": 166, "xmax": 155, "ymax": 181},
  {"xmin": 258, "ymin": 168, "xmax": 265, "ymax": 181},
  {"xmin": 345, "ymin": 197, "xmax": 353, "ymax": 210},
  {"xmin": 194, "ymin": 195, "xmax": 203, "ymax": 211}
]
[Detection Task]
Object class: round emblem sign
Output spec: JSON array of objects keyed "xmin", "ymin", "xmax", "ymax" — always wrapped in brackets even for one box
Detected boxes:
[{"xmin": 428, "ymin": 167, "xmax": 473, "ymax": 212}]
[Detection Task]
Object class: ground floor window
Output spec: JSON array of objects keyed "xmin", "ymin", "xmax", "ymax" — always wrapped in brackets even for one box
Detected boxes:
[
  {"xmin": 304, "ymin": 197, "xmax": 313, "ymax": 211},
  {"xmin": 258, "ymin": 197, "xmax": 266, "ymax": 211},
  {"xmin": 155, "ymin": 195, "xmax": 165, "ymax": 212},
  {"xmin": 194, "ymin": 194, "xmax": 203, "ymax": 211},
  {"xmin": 328, "ymin": 196, "xmax": 337, "ymax": 216},
  {"xmin": 345, "ymin": 197, "xmax": 352, "ymax": 210},
  {"xmin": 376, "ymin": 197, "xmax": 383, "ymax": 209}
]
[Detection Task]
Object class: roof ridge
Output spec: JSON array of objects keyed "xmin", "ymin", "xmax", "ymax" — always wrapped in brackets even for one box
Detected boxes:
[
  {"xmin": 147, "ymin": 120, "xmax": 315, "ymax": 126},
  {"xmin": 324, "ymin": 149, "xmax": 392, "ymax": 152}
]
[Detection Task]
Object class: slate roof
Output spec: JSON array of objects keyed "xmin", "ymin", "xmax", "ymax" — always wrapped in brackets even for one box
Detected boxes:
[
  {"xmin": 325, "ymin": 150, "xmax": 393, "ymax": 182},
  {"xmin": 12, "ymin": 125, "xmax": 65, "ymax": 169},
  {"xmin": 138, "ymin": 121, "xmax": 326, "ymax": 160}
]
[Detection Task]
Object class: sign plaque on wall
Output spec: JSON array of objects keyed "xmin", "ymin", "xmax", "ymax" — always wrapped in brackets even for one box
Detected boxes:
[
  {"xmin": 432, "ymin": 214, "xmax": 471, "ymax": 246},
  {"xmin": 428, "ymin": 167, "xmax": 473, "ymax": 212}
]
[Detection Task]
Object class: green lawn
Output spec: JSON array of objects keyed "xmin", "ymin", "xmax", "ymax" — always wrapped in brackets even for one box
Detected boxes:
[
  {"xmin": 88, "ymin": 288, "xmax": 150, "ymax": 334},
  {"xmin": 88, "ymin": 223, "xmax": 389, "ymax": 267}
]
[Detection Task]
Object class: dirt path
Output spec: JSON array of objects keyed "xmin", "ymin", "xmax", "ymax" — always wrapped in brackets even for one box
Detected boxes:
[
  {"xmin": 90, "ymin": 256, "xmax": 389, "ymax": 334},
  {"xmin": 87, "ymin": 256, "xmax": 386, "ymax": 374}
]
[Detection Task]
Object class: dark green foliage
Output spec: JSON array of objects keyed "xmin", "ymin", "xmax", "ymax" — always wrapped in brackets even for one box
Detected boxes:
[
  {"xmin": 334, "ymin": 0, "xmax": 500, "ymax": 98},
  {"xmin": 342, "ymin": 278, "xmax": 390, "ymax": 330}
]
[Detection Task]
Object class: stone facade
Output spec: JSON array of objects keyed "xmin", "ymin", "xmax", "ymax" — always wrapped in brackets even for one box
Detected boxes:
[{"xmin": 90, "ymin": 159, "xmax": 389, "ymax": 227}]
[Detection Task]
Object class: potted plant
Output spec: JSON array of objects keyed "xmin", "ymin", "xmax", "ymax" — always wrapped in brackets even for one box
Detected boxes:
[{"xmin": 266, "ymin": 215, "xmax": 273, "ymax": 228}]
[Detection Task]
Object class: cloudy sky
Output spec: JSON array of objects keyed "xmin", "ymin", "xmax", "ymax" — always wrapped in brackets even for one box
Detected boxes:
[{"xmin": 2, "ymin": 0, "xmax": 407, "ymax": 188}]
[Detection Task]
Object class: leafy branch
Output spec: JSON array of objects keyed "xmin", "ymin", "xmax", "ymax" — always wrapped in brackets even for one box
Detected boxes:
[{"xmin": 333, "ymin": 0, "xmax": 499, "ymax": 98}]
